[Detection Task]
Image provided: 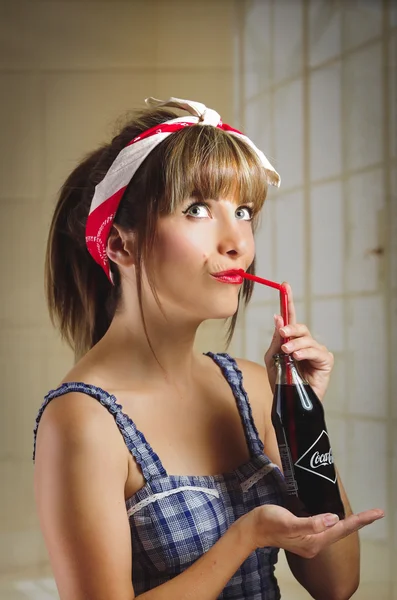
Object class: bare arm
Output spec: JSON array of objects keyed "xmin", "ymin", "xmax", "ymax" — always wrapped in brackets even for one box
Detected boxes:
[{"xmin": 34, "ymin": 393, "xmax": 135, "ymax": 600}]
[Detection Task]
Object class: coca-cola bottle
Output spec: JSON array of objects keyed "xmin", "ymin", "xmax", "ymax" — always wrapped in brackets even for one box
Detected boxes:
[{"xmin": 271, "ymin": 352, "xmax": 345, "ymax": 519}]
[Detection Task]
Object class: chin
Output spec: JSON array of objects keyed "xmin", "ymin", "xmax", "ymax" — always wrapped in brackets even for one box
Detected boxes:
[{"xmin": 204, "ymin": 298, "xmax": 239, "ymax": 320}]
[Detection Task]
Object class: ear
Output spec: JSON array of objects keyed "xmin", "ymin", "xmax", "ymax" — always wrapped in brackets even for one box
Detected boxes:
[{"xmin": 106, "ymin": 224, "xmax": 135, "ymax": 269}]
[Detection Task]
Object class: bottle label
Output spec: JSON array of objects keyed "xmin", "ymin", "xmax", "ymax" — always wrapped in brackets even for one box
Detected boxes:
[
  {"xmin": 294, "ymin": 430, "xmax": 337, "ymax": 484},
  {"xmin": 278, "ymin": 443, "xmax": 299, "ymax": 494}
]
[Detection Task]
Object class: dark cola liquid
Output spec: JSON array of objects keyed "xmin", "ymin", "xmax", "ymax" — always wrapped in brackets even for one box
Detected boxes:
[{"xmin": 272, "ymin": 383, "xmax": 345, "ymax": 519}]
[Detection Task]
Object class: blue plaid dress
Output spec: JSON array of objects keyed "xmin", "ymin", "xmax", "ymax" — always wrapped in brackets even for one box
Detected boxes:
[{"xmin": 33, "ymin": 352, "xmax": 287, "ymax": 599}]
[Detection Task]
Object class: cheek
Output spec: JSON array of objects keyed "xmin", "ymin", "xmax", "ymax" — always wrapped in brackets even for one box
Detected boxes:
[
  {"xmin": 246, "ymin": 233, "xmax": 256, "ymax": 262},
  {"xmin": 155, "ymin": 229, "xmax": 203, "ymax": 265}
]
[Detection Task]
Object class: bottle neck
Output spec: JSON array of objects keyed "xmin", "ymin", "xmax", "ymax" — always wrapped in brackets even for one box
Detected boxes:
[{"xmin": 273, "ymin": 353, "xmax": 308, "ymax": 386}]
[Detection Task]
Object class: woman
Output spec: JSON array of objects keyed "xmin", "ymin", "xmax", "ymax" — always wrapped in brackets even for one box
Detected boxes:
[{"xmin": 33, "ymin": 96, "xmax": 383, "ymax": 600}]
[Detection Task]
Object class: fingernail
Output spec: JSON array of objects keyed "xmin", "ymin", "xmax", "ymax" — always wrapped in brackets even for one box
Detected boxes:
[
  {"xmin": 280, "ymin": 327, "xmax": 288, "ymax": 336},
  {"xmin": 324, "ymin": 514, "xmax": 339, "ymax": 527},
  {"xmin": 282, "ymin": 343, "xmax": 292, "ymax": 352}
]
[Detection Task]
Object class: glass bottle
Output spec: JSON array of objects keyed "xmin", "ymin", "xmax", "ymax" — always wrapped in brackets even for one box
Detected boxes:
[{"xmin": 271, "ymin": 353, "xmax": 345, "ymax": 519}]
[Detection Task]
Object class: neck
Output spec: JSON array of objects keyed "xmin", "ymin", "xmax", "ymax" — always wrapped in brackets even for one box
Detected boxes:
[{"xmin": 94, "ymin": 303, "xmax": 204, "ymax": 390}]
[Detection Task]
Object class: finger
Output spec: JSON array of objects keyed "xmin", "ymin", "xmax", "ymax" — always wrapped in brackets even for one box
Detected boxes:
[
  {"xmin": 350, "ymin": 509, "xmax": 385, "ymax": 527},
  {"xmin": 356, "ymin": 508, "xmax": 385, "ymax": 520},
  {"xmin": 282, "ymin": 282, "xmax": 296, "ymax": 326},
  {"xmin": 279, "ymin": 323, "xmax": 311, "ymax": 339},
  {"xmin": 281, "ymin": 335, "xmax": 323, "ymax": 354},
  {"xmin": 275, "ymin": 314, "xmax": 285, "ymax": 329},
  {"xmin": 291, "ymin": 347, "xmax": 334, "ymax": 366},
  {"xmin": 319, "ymin": 509, "xmax": 384, "ymax": 545},
  {"xmin": 290, "ymin": 513, "xmax": 341, "ymax": 537}
]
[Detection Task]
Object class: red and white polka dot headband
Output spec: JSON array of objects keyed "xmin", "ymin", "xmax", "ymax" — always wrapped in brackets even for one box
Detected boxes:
[{"xmin": 85, "ymin": 96, "xmax": 281, "ymax": 283}]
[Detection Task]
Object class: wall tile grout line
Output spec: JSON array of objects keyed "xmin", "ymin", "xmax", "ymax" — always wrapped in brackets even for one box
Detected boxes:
[{"xmin": 381, "ymin": 0, "xmax": 394, "ymax": 596}]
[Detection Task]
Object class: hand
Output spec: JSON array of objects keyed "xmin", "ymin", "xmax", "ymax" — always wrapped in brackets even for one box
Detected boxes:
[
  {"xmin": 264, "ymin": 282, "xmax": 334, "ymax": 401},
  {"xmin": 244, "ymin": 504, "xmax": 384, "ymax": 558}
]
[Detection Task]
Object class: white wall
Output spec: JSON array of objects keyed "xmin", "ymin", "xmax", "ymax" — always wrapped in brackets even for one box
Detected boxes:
[{"xmin": 235, "ymin": 1, "xmax": 396, "ymax": 599}]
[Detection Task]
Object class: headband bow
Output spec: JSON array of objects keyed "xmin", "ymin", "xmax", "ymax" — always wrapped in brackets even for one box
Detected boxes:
[{"xmin": 86, "ymin": 96, "xmax": 280, "ymax": 282}]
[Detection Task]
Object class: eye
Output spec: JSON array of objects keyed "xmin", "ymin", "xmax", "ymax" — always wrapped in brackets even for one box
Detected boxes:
[
  {"xmin": 182, "ymin": 202, "xmax": 210, "ymax": 218},
  {"xmin": 235, "ymin": 206, "xmax": 254, "ymax": 221}
]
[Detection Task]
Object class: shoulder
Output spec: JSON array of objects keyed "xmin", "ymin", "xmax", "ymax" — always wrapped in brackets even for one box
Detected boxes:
[
  {"xmin": 233, "ymin": 357, "xmax": 272, "ymax": 401},
  {"xmin": 38, "ymin": 388, "xmax": 113, "ymax": 436},
  {"xmin": 39, "ymin": 352, "xmax": 121, "ymax": 441},
  {"xmin": 207, "ymin": 352, "xmax": 271, "ymax": 403},
  {"xmin": 34, "ymin": 387, "xmax": 128, "ymax": 474}
]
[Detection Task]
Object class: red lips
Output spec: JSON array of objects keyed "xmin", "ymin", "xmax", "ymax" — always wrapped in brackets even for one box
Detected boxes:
[
  {"xmin": 212, "ymin": 269, "xmax": 244, "ymax": 277},
  {"xmin": 211, "ymin": 269, "xmax": 244, "ymax": 284}
]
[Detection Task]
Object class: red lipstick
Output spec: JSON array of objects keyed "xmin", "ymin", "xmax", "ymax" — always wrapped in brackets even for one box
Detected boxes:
[{"xmin": 211, "ymin": 269, "xmax": 244, "ymax": 284}]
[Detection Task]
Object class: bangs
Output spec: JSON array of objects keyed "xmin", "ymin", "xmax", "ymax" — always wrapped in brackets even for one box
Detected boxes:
[{"xmin": 158, "ymin": 125, "xmax": 269, "ymax": 216}]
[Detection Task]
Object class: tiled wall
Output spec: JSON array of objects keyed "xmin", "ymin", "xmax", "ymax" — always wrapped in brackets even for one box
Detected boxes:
[{"xmin": 234, "ymin": 1, "xmax": 396, "ymax": 598}]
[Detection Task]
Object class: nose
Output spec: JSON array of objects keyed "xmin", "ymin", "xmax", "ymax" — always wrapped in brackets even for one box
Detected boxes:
[{"xmin": 216, "ymin": 217, "xmax": 250, "ymax": 259}]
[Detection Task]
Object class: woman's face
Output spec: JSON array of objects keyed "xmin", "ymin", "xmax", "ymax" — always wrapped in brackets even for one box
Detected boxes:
[{"xmin": 145, "ymin": 195, "xmax": 256, "ymax": 323}]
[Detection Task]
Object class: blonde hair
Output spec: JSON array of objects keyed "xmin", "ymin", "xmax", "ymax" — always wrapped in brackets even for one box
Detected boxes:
[{"xmin": 45, "ymin": 107, "xmax": 268, "ymax": 359}]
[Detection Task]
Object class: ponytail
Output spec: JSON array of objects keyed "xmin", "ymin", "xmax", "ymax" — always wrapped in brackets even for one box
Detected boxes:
[{"xmin": 45, "ymin": 146, "xmax": 120, "ymax": 360}]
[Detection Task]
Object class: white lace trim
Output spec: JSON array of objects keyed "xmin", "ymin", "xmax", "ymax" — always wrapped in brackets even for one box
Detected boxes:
[
  {"xmin": 127, "ymin": 485, "xmax": 220, "ymax": 517},
  {"xmin": 241, "ymin": 463, "xmax": 277, "ymax": 492}
]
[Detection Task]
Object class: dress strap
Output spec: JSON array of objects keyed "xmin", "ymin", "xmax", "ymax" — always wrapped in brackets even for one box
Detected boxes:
[
  {"xmin": 204, "ymin": 352, "xmax": 265, "ymax": 458},
  {"xmin": 32, "ymin": 382, "xmax": 167, "ymax": 482}
]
